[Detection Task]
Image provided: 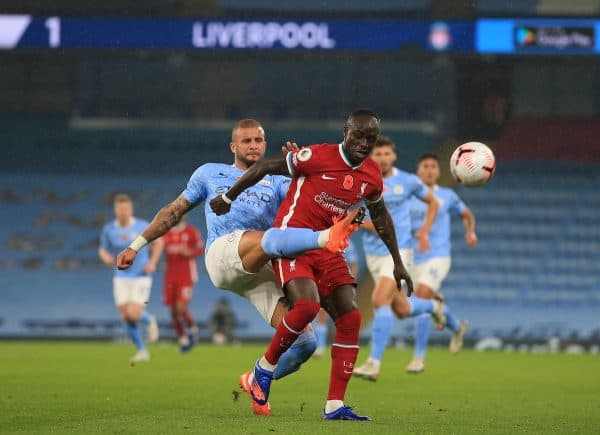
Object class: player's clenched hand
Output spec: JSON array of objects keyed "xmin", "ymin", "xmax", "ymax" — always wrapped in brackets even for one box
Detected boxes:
[
  {"xmin": 117, "ymin": 248, "xmax": 137, "ymax": 270},
  {"xmin": 209, "ymin": 195, "xmax": 231, "ymax": 216},
  {"xmin": 465, "ymin": 231, "xmax": 478, "ymax": 247},
  {"xmin": 281, "ymin": 141, "xmax": 299, "ymax": 155},
  {"xmin": 393, "ymin": 263, "xmax": 414, "ymax": 296}
]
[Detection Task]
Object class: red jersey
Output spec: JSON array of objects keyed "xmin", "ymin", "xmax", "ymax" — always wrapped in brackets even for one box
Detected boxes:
[
  {"xmin": 163, "ymin": 223, "xmax": 204, "ymax": 285},
  {"xmin": 275, "ymin": 143, "xmax": 383, "ymax": 231}
]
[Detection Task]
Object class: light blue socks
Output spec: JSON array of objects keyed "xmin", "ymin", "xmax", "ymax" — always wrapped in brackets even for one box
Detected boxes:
[
  {"xmin": 273, "ymin": 330, "xmax": 317, "ymax": 380},
  {"xmin": 261, "ymin": 228, "xmax": 322, "ymax": 257},
  {"xmin": 407, "ymin": 296, "xmax": 436, "ymax": 317},
  {"xmin": 314, "ymin": 323, "xmax": 328, "ymax": 352},
  {"xmin": 414, "ymin": 314, "xmax": 431, "ymax": 359},
  {"xmin": 139, "ymin": 310, "xmax": 152, "ymax": 326},
  {"xmin": 125, "ymin": 321, "xmax": 145, "ymax": 351},
  {"xmin": 369, "ymin": 306, "xmax": 393, "ymax": 361}
]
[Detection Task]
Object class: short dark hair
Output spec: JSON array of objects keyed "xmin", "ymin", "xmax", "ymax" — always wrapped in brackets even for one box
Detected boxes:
[
  {"xmin": 347, "ymin": 108, "xmax": 380, "ymax": 124},
  {"xmin": 231, "ymin": 119, "xmax": 263, "ymax": 140},
  {"xmin": 113, "ymin": 193, "xmax": 132, "ymax": 205},
  {"xmin": 418, "ymin": 153, "xmax": 440, "ymax": 164},
  {"xmin": 374, "ymin": 135, "xmax": 395, "ymax": 149}
]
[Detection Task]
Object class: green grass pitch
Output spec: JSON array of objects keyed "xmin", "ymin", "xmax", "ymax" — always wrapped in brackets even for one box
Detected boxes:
[{"xmin": 1, "ymin": 342, "xmax": 599, "ymax": 434}]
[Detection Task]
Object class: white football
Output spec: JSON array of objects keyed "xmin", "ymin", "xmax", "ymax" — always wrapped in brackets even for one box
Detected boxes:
[{"xmin": 450, "ymin": 142, "xmax": 496, "ymax": 187}]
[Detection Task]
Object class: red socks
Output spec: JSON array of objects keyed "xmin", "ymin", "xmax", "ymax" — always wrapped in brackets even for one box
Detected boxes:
[
  {"xmin": 264, "ymin": 300, "xmax": 320, "ymax": 365},
  {"xmin": 181, "ymin": 310, "xmax": 196, "ymax": 329},
  {"xmin": 171, "ymin": 311, "xmax": 185, "ymax": 338},
  {"xmin": 327, "ymin": 310, "xmax": 361, "ymax": 401}
]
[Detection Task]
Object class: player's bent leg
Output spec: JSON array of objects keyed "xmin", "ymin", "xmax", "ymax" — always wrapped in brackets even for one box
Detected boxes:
[
  {"xmin": 354, "ymin": 277, "xmax": 395, "ymax": 381},
  {"xmin": 250, "ymin": 279, "xmax": 320, "ymax": 405},
  {"xmin": 390, "ymin": 291, "xmax": 411, "ymax": 318},
  {"xmin": 261, "ymin": 207, "xmax": 365, "ymax": 259},
  {"xmin": 237, "ymin": 231, "xmax": 272, "ymax": 273},
  {"xmin": 407, "ymin": 314, "xmax": 430, "ymax": 374},
  {"xmin": 392, "ymin": 292, "xmax": 446, "ymax": 328},
  {"xmin": 273, "ymin": 329, "xmax": 317, "ymax": 380},
  {"xmin": 407, "ymin": 283, "xmax": 435, "ymax": 373},
  {"xmin": 449, "ymin": 320, "xmax": 469, "ymax": 354},
  {"xmin": 414, "ymin": 283, "xmax": 436, "ymax": 300},
  {"xmin": 259, "ymin": 297, "xmax": 317, "ymax": 380},
  {"xmin": 139, "ymin": 310, "xmax": 159, "ymax": 344},
  {"xmin": 119, "ymin": 303, "xmax": 149, "ymax": 364},
  {"xmin": 322, "ymin": 285, "xmax": 370, "ymax": 421}
]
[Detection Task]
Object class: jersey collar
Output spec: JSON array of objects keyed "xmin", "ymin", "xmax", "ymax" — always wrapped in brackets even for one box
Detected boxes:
[
  {"xmin": 115, "ymin": 217, "xmax": 135, "ymax": 229},
  {"xmin": 383, "ymin": 167, "xmax": 398, "ymax": 179},
  {"xmin": 338, "ymin": 142, "xmax": 363, "ymax": 170}
]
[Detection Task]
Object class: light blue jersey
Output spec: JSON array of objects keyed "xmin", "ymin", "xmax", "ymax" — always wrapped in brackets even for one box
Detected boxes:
[
  {"xmin": 362, "ymin": 168, "xmax": 429, "ymax": 255},
  {"xmin": 411, "ymin": 185, "xmax": 466, "ymax": 264},
  {"xmin": 100, "ymin": 218, "xmax": 151, "ymax": 278},
  {"xmin": 182, "ymin": 163, "xmax": 290, "ymax": 251},
  {"xmin": 344, "ymin": 239, "xmax": 359, "ymax": 264}
]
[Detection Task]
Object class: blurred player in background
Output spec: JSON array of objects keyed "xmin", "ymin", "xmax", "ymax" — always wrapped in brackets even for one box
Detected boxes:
[
  {"xmin": 211, "ymin": 109, "xmax": 413, "ymax": 421},
  {"xmin": 209, "ymin": 298, "xmax": 237, "ymax": 345},
  {"xmin": 163, "ymin": 216, "xmax": 204, "ymax": 353},
  {"xmin": 405, "ymin": 153, "xmax": 475, "ymax": 373},
  {"xmin": 313, "ymin": 239, "xmax": 360, "ymax": 357},
  {"xmin": 353, "ymin": 137, "xmax": 445, "ymax": 381},
  {"xmin": 117, "ymin": 119, "xmax": 358, "ymax": 415},
  {"xmin": 99, "ymin": 194, "xmax": 162, "ymax": 364}
]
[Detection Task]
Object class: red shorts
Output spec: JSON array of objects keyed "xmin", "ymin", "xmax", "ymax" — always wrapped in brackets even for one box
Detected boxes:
[
  {"xmin": 272, "ymin": 249, "xmax": 356, "ymax": 299},
  {"xmin": 163, "ymin": 281, "xmax": 194, "ymax": 307}
]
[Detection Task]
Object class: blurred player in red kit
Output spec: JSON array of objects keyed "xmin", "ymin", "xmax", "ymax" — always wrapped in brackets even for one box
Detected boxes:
[{"xmin": 163, "ymin": 217, "xmax": 204, "ymax": 352}]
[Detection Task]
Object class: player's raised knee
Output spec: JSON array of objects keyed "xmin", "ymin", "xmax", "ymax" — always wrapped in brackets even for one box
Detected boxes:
[{"xmin": 291, "ymin": 300, "xmax": 321, "ymax": 324}]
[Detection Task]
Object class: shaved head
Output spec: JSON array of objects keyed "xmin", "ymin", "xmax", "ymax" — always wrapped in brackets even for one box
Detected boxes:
[
  {"xmin": 231, "ymin": 119, "xmax": 264, "ymax": 141},
  {"xmin": 230, "ymin": 119, "xmax": 267, "ymax": 169}
]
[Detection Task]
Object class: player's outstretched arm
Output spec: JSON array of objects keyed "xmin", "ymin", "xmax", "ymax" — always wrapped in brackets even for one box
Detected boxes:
[
  {"xmin": 210, "ymin": 155, "xmax": 289, "ymax": 216},
  {"xmin": 461, "ymin": 207, "xmax": 478, "ymax": 246},
  {"xmin": 414, "ymin": 190, "xmax": 439, "ymax": 253},
  {"xmin": 367, "ymin": 198, "xmax": 414, "ymax": 295},
  {"xmin": 117, "ymin": 195, "xmax": 195, "ymax": 270}
]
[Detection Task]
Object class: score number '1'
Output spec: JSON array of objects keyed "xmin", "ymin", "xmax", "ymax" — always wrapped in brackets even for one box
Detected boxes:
[{"xmin": 45, "ymin": 17, "xmax": 60, "ymax": 47}]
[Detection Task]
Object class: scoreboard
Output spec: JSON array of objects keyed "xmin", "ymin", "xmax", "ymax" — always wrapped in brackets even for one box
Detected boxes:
[{"xmin": 0, "ymin": 15, "xmax": 473, "ymax": 51}]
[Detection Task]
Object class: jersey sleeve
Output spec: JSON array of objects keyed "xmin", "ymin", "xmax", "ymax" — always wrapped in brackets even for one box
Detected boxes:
[
  {"xmin": 410, "ymin": 174, "xmax": 430, "ymax": 200},
  {"xmin": 364, "ymin": 167, "xmax": 384, "ymax": 204},
  {"xmin": 276, "ymin": 176, "xmax": 291, "ymax": 202},
  {"xmin": 449, "ymin": 191, "xmax": 467, "ymax": 215},
  {"xmin": 99, "ymin": 225, "xmax": 110, "ymax": 250},
  {"xmin": 189, "ymin": 226, "xmax": 205, "ymax": 257},
  {"xmin": 182, "ymin": 165, "xmax": 208, "ymax": 205},
  {"xmin": 286, "ymin": 145, "xmax": 324, "ymax": 176}
]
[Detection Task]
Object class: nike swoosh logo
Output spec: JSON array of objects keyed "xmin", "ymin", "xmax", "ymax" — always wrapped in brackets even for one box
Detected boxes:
[
  {"xmin": 343, "ymin": 370, "xmax": 353, "ymax": 374},
  {"xmin": 322, "ymin": 174, "xmax": 336, "ymax": 180}
]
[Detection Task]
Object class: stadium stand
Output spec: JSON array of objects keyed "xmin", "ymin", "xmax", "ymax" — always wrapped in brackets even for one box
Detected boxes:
[{"xmin": 2, "ymin": 158, "xmax": 599, "ymax": 342}]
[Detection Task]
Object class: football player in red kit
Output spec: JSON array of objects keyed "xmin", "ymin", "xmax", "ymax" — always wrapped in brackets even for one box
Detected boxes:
[
  {"xmin": 163, "ymin": 217, "xmax": 204, "ymax": 352},
  {"xmin": 211, "ymin": 109, "xmax": 412, "ymax": 421}
]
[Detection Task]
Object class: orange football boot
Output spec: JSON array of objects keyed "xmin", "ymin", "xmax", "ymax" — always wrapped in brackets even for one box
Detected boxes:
[
  {"xmin": 239, "ymin": 371, "xmax": 271, "ymax": 416},
  {"xmin": 325, "ymin": 207, "xmax": 366, "ymax": 253}
]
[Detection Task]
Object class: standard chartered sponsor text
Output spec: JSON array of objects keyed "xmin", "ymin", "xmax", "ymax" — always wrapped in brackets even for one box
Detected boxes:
[{"xmin": 314, "ymin": 192, "xmax": 351, "ymax": 214}]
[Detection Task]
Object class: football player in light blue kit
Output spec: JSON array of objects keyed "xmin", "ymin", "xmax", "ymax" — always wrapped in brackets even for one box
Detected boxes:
[
  {"xmin": 116, "ymin": 119, "xmax": 360, "ymax": 415},
  {"xmin": 354, "ymin": 136, "xmax": 456, "ymax": 381},
  {"xmin": 406, "ymin": 153, "xmax": 475, "ymax": 373},
  {"xmin": 313, "ymin": 239, "xmax": 360, "ymax": 357},
  {"xmin": 99, "ymin": 194, "xmax": 163, "ymax": 365}
]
